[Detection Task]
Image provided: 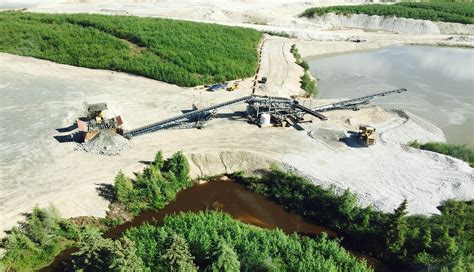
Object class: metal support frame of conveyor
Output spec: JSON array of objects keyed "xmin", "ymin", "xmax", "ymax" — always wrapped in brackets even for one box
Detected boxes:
[
  {"xmin": 123, "ymin": 89, "xmax": 405, "ymax": 138},
  {"xmin": 313, "ymin": 88, "xmax": 407, "ymax": 112}
]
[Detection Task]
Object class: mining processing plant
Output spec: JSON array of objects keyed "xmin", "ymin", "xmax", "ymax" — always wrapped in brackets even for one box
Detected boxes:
[
  {"xmin": 122, "ymin": 88, "xmax": 406, "ymax": 138},
  {"xmin": 74, "ymin": 88, "xmax": 406, "ymax": 144}
]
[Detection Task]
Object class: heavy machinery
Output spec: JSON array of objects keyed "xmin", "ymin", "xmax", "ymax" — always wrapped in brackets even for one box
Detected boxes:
[
  {"xmin": 123, "ymin": 95, "xmax": 327, "ymax": 138},
  {"xmin": 77, "ymin": 103, "xmax": 123, "ymax": 142},
  {"xmin": 208, "ymin": 82, "xmax": 228, "ymax": 92},
  {"xmin": 122, "ymin": 88, "xmax": 406, "ymax": 139},
  {"xmin": 358, "ymin": 125, "xmax": 376, "ymax": 146},
  {"xmin": 227, "ymin": 82, "xmax": 239, "ymax": 92}
]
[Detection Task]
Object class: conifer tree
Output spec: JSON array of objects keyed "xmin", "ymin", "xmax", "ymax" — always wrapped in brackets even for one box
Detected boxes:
[
  {"xmin": 109, "ymin": 237, "xmax": 145, "ymax": 272},
  {"xmin": 114, "ymin": 171, "xmax": 134, "ymax": 203},
  {"xmin": 207, "ymin": 239, "xmax": 240, "ymax": 272},
  {"xmin": 161, "ymin": 234, "xmax": 198, "ymax": 272},
  {"xmin": 386, "ymin": 199, "xmax": 408, "ymax": 254}
]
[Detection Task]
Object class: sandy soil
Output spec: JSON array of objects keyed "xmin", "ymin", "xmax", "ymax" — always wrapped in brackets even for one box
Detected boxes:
[{"xmin": 1, "ymin": 1, "xmax": 473, "ymax": 236}]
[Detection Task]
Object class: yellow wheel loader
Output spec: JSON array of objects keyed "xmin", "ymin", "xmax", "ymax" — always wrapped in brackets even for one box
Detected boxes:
[{"xmin": 358, "ymin": 125, "xmax": 376, "ymax": 146}]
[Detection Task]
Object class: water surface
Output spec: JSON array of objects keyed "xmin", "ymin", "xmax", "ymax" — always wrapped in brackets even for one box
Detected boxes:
[{"xmin": 309, "ymin": 45, "xmax": 474, "ymax": 147}]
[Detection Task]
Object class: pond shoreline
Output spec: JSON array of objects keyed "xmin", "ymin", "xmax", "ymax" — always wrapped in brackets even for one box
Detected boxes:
[{"xmin": 307, "ymin": 44, "xmax": 474, "ymax": 147}]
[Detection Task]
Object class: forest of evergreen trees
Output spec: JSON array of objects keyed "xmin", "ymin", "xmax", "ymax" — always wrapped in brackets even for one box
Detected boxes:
[
  {"xmin": 232, "ymin": 168, "xmax": 473, "ymax": 271},
  {"xmin": 0, "ymin": 12, "xmax": 261, "ymax": 87}
]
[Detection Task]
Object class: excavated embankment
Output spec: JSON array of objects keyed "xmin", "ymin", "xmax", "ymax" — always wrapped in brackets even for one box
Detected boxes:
[{"xmin": 308, "ymin": 13, "xmax": 474, "ymax": 35}]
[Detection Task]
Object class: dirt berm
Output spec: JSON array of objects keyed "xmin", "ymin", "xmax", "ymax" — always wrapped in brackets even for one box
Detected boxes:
[{"xmin": 307, "ymin": 13, "xmax": 474, "ymax": 35}]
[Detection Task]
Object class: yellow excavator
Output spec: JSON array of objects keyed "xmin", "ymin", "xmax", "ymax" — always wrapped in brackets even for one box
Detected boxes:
[{"xmin": 358, "ymin": 125, "xmax": 376, "ymax": 146}]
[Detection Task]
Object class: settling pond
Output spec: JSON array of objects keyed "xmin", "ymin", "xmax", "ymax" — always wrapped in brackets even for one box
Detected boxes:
[
  {"xmin": 309, "ymin": 45, "xmax": 474, "ymax": 147},
  {"xmin": 43, "ymin": 179, "xmax": 390, "ymax": 271}
]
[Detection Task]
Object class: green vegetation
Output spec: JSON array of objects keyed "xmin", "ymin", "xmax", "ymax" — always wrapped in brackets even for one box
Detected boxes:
[
  {"xmin": 408, "ymin": 141, "xmax": 474, "ymax": 167},
  {"xmin": 124, "ymin": 212, "xmax": 371, "ymax": 271},
  {"xmin": 300, "ymin": 3, "xmax": 474, "ymax": 24},
  {"xmin": 2, "ymin": 150, "xmax": 473, "ymax": 271},
  {"xmin": 261, "ymin": 30, "xmax": 293, "ymax": 38},
  {"xmin": 69, "ymin": 226, "xmax": 145, "ymax": 271},
  {"xmin": 397, "ymin": 2, "xmax": 474, "ymax": 18},
  {"xmin": 0, "ymin": 206, "xmax": 79, "ymax": 271},
  {"xmin": 0, "ymin": 12, "xmax": 261, "ymax": 87},
  {"xmin": 300, "ymin": 72, "xmax": 317, "ymax": 96},
  {"xmin": 0, "ymin": 150, "xmax": 193, "ymax": 271},
  {"xmin": 114, "ymin": 151, "xmax": 194, "ymax": 214},
  {"xmin": 232, "ymin": 168, "xmax": 474, "ymax": 271},
  {"xmin": 290, "ymin": 44, "xmax": 317, "ymax": 97}
]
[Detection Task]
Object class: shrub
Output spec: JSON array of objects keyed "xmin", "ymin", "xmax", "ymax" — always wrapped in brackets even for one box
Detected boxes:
[
  {"xmin": 408, "ymin": 141, "xmax": 473, "ymax": 167},
  {"xmin": 290, "ymin": 44, "xmax": 318, "ymax": 97},
  {"xmin": 300, "ymin": 71, "xmax": 316, "ymax": 96}
]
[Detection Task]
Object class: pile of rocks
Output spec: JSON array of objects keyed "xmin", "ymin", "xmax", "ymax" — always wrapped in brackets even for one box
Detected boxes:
[{"xmin": 75, "ymin": 130, "xmax": 131, "ymax": 156}]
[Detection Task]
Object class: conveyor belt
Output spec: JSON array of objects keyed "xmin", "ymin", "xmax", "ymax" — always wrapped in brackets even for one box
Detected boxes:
[
  {"xmin": 293, "ymin": 103, "xmax": 328, "ymax": 120},
  {"xmin": 124, "ymin": 95, "xmax": 254, "ymax": 137},
  {"xmin": 313, "ymin": 88, "xmax": 407, "ymax": 112},
  {"xmin": 124, "ymin": 88, "xmax": 404, "ymax": 138}
]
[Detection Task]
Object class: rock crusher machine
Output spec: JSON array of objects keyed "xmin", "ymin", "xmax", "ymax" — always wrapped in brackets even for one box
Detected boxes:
[{"xmin": 76, "ymin": 103, "xmax": 123, "ymax": 142}]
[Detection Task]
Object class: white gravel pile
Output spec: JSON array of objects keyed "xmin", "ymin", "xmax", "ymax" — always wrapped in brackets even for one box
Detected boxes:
[
  {"xmin": 75, "ymin": 130, "xmax": 131, "ymax": 156},
  {"xmin": 283, "ymin": 110, "xmax": 473, "ymax": 215},
  {"xmin": 308, "ymin": 13, "xmax": 474, "ymax": 35}
]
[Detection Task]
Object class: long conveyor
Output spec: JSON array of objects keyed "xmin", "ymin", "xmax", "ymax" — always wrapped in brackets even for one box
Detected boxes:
[
  {"xmin": 292, "ymin": 103, "xmax": 328, "ymax": 121},
  {"xmin": 124, "ymin": 95, "xmax": 255, "ymax": 138},
  {"xmin": 123, "ymin": 89, "xmax": 405, "ymax": 138},
  {"xmin": 313, "ymin": 88, "xmax": 407, "ymax": 112}
]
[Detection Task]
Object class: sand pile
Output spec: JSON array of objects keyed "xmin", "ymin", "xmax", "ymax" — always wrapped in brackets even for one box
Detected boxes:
[{"xmin": 74, "ymin": 130, "xmax": 131, "ymax": 156}]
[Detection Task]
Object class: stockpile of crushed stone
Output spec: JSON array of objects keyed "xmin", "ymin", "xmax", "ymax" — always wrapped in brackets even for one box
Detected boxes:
[{"xmin": 75, "ymin": 130, "xmax": 131, "ymax": 156}]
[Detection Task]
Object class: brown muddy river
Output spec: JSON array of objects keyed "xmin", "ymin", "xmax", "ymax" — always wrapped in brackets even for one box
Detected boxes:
[{"xmin": 43, "ymin": 179, "xmax": 390, "ymax": 271}]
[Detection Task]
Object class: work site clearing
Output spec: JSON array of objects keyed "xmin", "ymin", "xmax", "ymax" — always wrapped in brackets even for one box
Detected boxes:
[{"xmin": 1, "ymin": 1, "xmax": 473, "ymax": 238}]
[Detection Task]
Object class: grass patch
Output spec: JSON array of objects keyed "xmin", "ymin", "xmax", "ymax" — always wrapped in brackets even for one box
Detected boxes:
[
  {"xmin": 0, "ymin": 11, "xmax": 261, "ymax": 87},
  {"xmin": 409, "ymin": 141, "xmax": 474, "ymax": 167},
  {"xmin": 290, "ymin": 44, "xmax": 317, "ymax": 97},
  {"xmin": 300, "ymin": 3, "xmax": 474, "ymax": 24}
]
